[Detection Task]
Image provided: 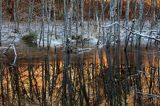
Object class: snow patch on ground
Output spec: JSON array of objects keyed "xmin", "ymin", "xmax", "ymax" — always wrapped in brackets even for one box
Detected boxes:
[{"xmin": 1, "ymin": 21, "xmax": 160, "ymax": 50}]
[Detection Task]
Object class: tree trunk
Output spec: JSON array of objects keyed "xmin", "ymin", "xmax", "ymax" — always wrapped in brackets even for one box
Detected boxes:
[{"xmin": 0, "ymin": 0, "xmax": 2, "ymax": 46}]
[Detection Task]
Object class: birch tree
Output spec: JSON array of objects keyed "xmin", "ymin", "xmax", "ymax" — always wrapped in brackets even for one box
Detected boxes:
[
  {"xmin": 51, "ymin": 0, "xmax": 57, "ymax": 40},
  {"xmin": 14, "ymin": 0, "xmax": 20, "ymax": 33},
  {"xmin": 46, "ymin": 0, "xmax": 51, "ymax": 47},
  {"xmin": 52, "ymin": 0, "xmax": 56, "ymax": 22},
  {"xmin": 28, "ymin": 0, "xmax": 34, "ymax": 32},
  {"xmin": 80, "ymin": 0, "xmax": 84, "ymax": 41},
  {"xmin": 120, "ymin": 0, "xmax": 123, "ymax": 18},
  {"xmin": 95, "ymin": 0, "xmax": 99, "ymax": 31},
  {"xmin": 39, "ymin": 0, "xmax": 45, "ymax": 47},
  {"xmin": 124, "ymin": 0, "xmax": 130, "ymax": 50},
  {"xmin": 101, "ymin": 0, "xmax": 105, "ymax": 23},
  {"xmin": 151, "ymin": 0, "xmax": 156, "ymax": 26},
  {"xmin": 138, "ymin": 0, "xmax": 144, "ymax": 32},
  {"xmin": 86, "ymin": 0, "xmax": 90, "ymax": 38},
  {"xmin": 69, "ymin": 0, "xmax": 73, "ymax": 37}
]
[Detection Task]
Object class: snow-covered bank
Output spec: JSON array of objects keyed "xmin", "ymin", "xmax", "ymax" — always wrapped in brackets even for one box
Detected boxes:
[{"xmin": 1, "ymin": 20, "xmax": 160, "ymax": 51}]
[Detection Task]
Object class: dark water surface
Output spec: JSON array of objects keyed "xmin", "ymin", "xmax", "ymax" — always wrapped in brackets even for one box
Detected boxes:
[{"xmin": 1, "ymin": 45, "xmax": 160, "ymax": 106}]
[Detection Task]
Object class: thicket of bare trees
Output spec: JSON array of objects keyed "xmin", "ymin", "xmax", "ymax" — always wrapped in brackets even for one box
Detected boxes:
[{"xmin": 0, "ymin": 0, "xmax": 160, "ymax": 106}]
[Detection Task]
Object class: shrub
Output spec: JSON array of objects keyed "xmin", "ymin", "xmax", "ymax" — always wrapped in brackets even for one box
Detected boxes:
[{"xmin": 22, "ymin": 32, "xmax": 38, "ymax": 46}]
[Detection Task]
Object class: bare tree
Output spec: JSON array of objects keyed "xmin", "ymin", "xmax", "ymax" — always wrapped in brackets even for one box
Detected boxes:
[
  {"xmin": 80, "ymin": 0, "xmax": 84, "ymax": 41},
  {"xmin": 28, "ymin": 0, "xmax": 34, "ymax": 32},
  {"xmin": 14, "ymin": 0, "xmax": 20, "ymax": 33},
  {"xmin": 39, "ymin": 0, "xmax": 45, "ymax": 47},
  {"xmin": 0, "ymin": 0, "xmax": 2, "ymax": 46}
]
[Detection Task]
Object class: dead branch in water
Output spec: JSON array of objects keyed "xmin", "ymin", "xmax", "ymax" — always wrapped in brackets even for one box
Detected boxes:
[{"xmin": 3, "ymin": 44, "xmax": 17, "ymax": 65}]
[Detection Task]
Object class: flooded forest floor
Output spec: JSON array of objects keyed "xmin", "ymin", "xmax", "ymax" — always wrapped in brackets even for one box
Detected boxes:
[
  {"xmin": 0, "ymin": 27, "xmax": 160, "ymax": 105},
  {"xmin": 1, "ymin": 0, "xmax": 160, "ymax": 105}
]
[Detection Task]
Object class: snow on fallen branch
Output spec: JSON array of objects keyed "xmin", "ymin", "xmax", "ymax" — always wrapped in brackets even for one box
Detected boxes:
[
  {"xmin": 1, "ymin": 36, "xmax": 16, "ymax": 42},
  {"xmin": 102, "ymin": 22, "xmax": 160, "ymax": 42}
]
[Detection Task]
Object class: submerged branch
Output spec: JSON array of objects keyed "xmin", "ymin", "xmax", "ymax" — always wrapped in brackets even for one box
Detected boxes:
[{"xmin": 3, "ymin": 44, "xmax": 17, "ymax": 65}]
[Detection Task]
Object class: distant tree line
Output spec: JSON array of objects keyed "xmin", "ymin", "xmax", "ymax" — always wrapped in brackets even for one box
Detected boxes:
[{"xmin": 1, "ymin": 0, "xmax": 160, "ymax": 22}]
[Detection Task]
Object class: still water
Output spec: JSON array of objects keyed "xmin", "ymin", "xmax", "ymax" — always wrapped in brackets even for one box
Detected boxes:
[{"xmin": 0, "ymin": 44, "xmax": 160, "ymax": 106}]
